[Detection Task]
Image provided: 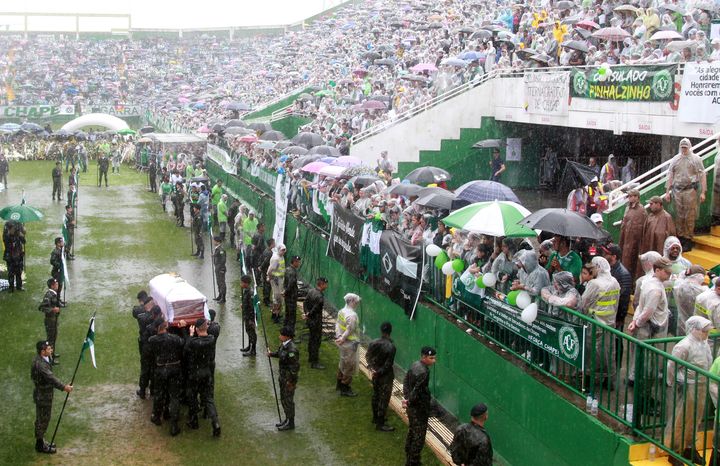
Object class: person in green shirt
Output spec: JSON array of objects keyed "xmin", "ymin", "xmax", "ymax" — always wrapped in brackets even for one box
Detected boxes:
[
  {"xmin": 160, "ymin": 177, "xmax": 173, "ymax": 212},
  {"xmin": 546, "ymin": 235, "xmax": 582, "ymax": 285},
  {"xmin": 185, "ymin": 162, "xmax": 194, "ymax": 180},
  {"xmin": 217, "ymin": 194, "xmax": 229, "ymax": 242},
  {"xmin": 243, "ymin": 211, "xmax": 259, "ymax": 247},
  {"xmin": 194, "ymin": 164, "xmax": 204, "ymax": 178},
  {"xmin": 211, "ymin": 180, "xmax": 223, "ymax": 225}
]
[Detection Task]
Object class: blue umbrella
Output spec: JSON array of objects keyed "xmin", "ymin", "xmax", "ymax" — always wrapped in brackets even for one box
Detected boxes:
[
  {"xmin": 459, "ymin": 51, "xmax": 485, "ymax": 61},
  {"xmin": 0, "ymin": 123, "xmax": 21, "ymax": 131},
  {"xmin": 452, "ymin": 180, "xmax": 520, "ymax": 210}
]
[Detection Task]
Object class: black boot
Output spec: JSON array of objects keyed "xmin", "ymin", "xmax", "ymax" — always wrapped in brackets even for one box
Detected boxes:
[
  {"xmin": 212, "ymin": 421, "xmax": 221, "ymax": 437},
  {"xmin": 336, "ymin": 380, "xmax": 343, "ymax": 392},
  {"xmin": 683, "ymin": 447, "xmax": 705, "ymax": 465},
  {"xmin": 136, "ymin": 388, "xmax": 146, "ymax": 400},
  {"xmin": 150, "ymin": 415, "xmax": 162, "ymax": 426},
  {"xmin": 277, "ymin": 418, "xmax": 294, "ymax": 431},
  {"xmin": 186, "ymin": 418, "xmax": 199, "ymax": 430},
  {"xmin": 340, "ymin": 384, "xmax": 358, "ymax": 397},
  {"xmin": 275, "ymin": 419, "xmax": 288, "ymax": 428},
  {"xmin": 240, "ymin": 345, "xmax": 251, "ymax": 352},
  {"xmin": 35, "ymin": 438, "xmax": 56, "ymax": 454},
  {"xmin": 170, "ymin": 422, "xmax": 181, "ymax": 436},
  {"xmin": 242, "ymin": 346, "xmax": 256, "ymax": 357}
]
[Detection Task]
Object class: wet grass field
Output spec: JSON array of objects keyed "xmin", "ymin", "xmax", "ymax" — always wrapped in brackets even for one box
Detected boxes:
[{"xmin": 0, "ymin": 161, "xmax": 442, "ymax": 466}]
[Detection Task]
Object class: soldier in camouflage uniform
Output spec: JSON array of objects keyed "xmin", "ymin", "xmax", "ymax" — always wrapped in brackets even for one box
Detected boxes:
[
  {"xmin": 240, "ymin": 275, "xmax": 258, "ymax": 357},
  {"xmin": 184, "ymin": 318, "xmax": 221, "ymax": 437},
  {"xmin": 39, "ymin": 278, "xmax": 62, "ymax": 362},
  {"xmin": 403, "ymin": 346, "xmax": 437, "ymax": 466},
  {"xmin": 31, "ymin": 340, "xmax": 72, "ymax": 454},
  {"xmin": 268, "ymin": 326, "xmax": 300, "ymax": 431},
  {"xmin": 49, "ymin": 237, "xmax": 65, "ymax": 296},
  {"xmin": 212, "ymin": 236, "xmax": 226, "ymax": 303},
  {"xmin": 283, "ymin": 255, "xmax": 301, "ymax": 330},
  {"xmin": 148, "ymin": 320, "xmax": 184, "ymax": 436},
  {"xmin": 191, "ymin": 204, "xmax": 204, "ymax": 259}
]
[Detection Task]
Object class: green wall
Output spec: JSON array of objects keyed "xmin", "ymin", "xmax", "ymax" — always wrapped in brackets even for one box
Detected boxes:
[
  {"xmin": 207, "ymin": 159, "xmax": 633, "ymax": 466},
  {"xmin": 399, "ymin": 117, "xmax": 541, "ymax": 190},
  {"xmin": 271, "ymin": 115, "xmax": 312, "ymax": 140},
  {"xmin": 243, "ymin": 88, "xmax": 312, "ymax": 121}
]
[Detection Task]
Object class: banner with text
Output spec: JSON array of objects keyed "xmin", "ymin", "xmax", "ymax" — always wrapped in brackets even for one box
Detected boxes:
[
  {"xmin": 524, "ymin": 71, "xmax": 570, "ymax": 116},
  {"xmin": 272, "ymin": 175, "xmax": 291, "ymax": 246},
  {"xmin": 81, "ymin": 104, "xmax": 142, "ymax": 117},
  {"xmin": 0, "ymin": 105, "xmax": 74, "ymax": 119},
  {"xmin": 678, "ymin": 62, "xmax": 720, "ymax": 123},
  {"xmin": 377, "ymin": 231, "xmax": 424, "ymax": 316},
  {"xmin": 481, "ymin": 297, "xmax": 586, "ymax": 368},
  {"xmin": 570, "ymin": 65, "xmax": 676, "ymax": 102},
  {"xmin": 328, "ymin": 207, "xmax": 364, "ymax": 276}
]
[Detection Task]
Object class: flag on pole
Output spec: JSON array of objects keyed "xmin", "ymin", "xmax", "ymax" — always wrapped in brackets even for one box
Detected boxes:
[{"xmin": 81, "ymin": 316, "xmax": 96, "ymax": 368}]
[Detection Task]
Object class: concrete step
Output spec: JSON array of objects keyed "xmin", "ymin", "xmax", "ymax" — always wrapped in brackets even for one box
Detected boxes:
[
  {"xmin": 693, "ymin": 235, "xmax": 720, "ymax": 256},
  {"xmin": 684, "ymin": 248, "xmax": 720, "ymax": 270}
]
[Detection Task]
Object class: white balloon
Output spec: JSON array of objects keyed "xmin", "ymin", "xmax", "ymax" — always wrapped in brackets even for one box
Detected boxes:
[
  {"xmin": 442, "ymin": 261, "xmax": 455, "ymax": 275},
  {"xmin": 482, "ymin": 272, "xmax": 497, "ymax": 288},
  {"xmin": 426, "ymin": 244, "xmax": 442, "ymax": 257},
  {"xmin": 516, "ymin": 291, "xmax": 532, "ymax": 310},
  {"xmin": 521, "ymin": 303, "xmax": 538, "ymax": 325}
]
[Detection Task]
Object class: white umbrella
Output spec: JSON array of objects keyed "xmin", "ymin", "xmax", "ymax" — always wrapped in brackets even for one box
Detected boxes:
[
  {"xmin": 649, "ymin": 30, "xmax": 683, "ymax": 40},
  {"xmin": 442, "ymin": 201, "xmax": 536, "ymax": 238}
]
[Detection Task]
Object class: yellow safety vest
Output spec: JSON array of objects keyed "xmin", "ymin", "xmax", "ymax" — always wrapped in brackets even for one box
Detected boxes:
[
  {"xmin": 272, "ymin": 257, "xmax": 286, "ymax": 277},
  {"xmin": 590, "ymin": 289, "xmax": 619, "ymax": 317},
  {"xmin": 338, "ymin": 311, "xmax": 358, "ymax": 341},
  {"xmin": 695, "ymin": 302, "xmax": 711, "ymax": 317}
]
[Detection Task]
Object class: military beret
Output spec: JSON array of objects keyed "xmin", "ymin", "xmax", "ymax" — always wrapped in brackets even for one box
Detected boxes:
[
  {"xmin": 280, "ymin": 326, "xmax": 295, "ymax": 338},
  {"xmin": 195, "ymin": 318, "xmax": 207, "ymax": 328},
  {"xmin": 470, "ymin": 403, "xmax": 488, "ymax": 417},
  {"xmin": 36, "ymin": 340, "xmax": 51, "ymax": 353},
  {"xmin": 421, "ymin": 346, "xmax": 436, "ymax": 356}
]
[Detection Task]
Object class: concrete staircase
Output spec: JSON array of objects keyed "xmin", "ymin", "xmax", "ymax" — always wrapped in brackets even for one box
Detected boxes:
[{"xmin": 685, "ymin": 226, "xmax": 720, "ymax": 271}]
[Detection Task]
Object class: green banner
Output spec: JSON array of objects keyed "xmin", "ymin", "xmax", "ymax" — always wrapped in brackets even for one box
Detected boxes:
[
  {"xmin": 570, "ymin": 65, "xmax": 676, "ymax": 102},
  {"xmin": 480, "ymin": 297, "xmax": 586, "ymax": 368}
]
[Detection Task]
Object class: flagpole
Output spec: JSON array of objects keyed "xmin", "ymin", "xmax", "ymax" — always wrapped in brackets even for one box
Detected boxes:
[
  {"xmin": 49, "ymin": 311, "xmax": 96, "ymax": 447},
  {"xmin": 252, "ymin": 268, "xmax": 282, "ymax": 423},
  {"xmin": 209, "ymin": 224, "xmax": 217, "ymax": 299},
  {"xmin": 73, "ymin": 172, "xmax": 78, "ymax": 258}
]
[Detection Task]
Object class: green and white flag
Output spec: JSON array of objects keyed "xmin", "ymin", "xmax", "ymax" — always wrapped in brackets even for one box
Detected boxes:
[
  {"xmin": 60, "ymin": 214, "xmax": 70, "ymax": 287},
  {"xmin": 81, "ymin": 315, "xmax": 96, "ymax": 368}
]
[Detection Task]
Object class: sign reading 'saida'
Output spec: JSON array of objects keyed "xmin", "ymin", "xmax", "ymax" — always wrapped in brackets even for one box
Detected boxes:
[
  {"xmin": 570, "ymin": 65, "xmax": 676, "ymax": 102},
  {"xmin": 0, "ymin": 104, "xmax": 75, "ymax": 118}
]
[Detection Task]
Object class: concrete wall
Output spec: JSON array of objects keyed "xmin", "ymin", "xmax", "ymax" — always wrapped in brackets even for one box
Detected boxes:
[{"xmin": 351, "ymin": 71, "xmax": 718, "ymax": 168}]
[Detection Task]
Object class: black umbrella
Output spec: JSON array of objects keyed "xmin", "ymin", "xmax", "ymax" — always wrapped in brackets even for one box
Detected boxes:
[
  {"xmin": 21, "ymin": 122, "xmax": 43, "ymax": 132},
  {"xmin": 274, "ymin": 140, "xmax": 293, "ymax": 150},
  {"xmin": 225, "ymin": 119, "xmax": 248, "ymax": 128},
  {"xmin": 224, "ymin": 126, "xmax": 254, "ymax": 136},
  {"xmin": 282, "ymin": 145, "xmax": 309, "ymax": 155},
  {"xmin": 292, "ymin": 131, "xmax": 324, "ymax": 148},
  {"xmin": 517, "ymin": 208, "xmax": 609, "ymax": 240},
  {"xmin": 387, "ymin": 183, "xmax": 423, "ymax": 196},
  {"xmin": 562, "ymin": 40, "xmax": 589, "ymax": 53},
  {"xmin": 259, "ymin": 130, "xmax": 286, "ymax": 141},
  {"xmin": 212, "ymin": 123, "xmax": 226, "ymax": 132},
  {"xmin": 140, "ymin": 126, "xmax": 155, "ymax": 134},
  {"xmin": 349, "ymin": 174, "xmax": 380, "ymax": 187},
  {"xmin": 414, "ymin": 189, "xmax": 456, "ymax": 210},
  {"xmin": 308, "ymin": 145, "xmax": 341, "ymax": 156},
  {"xmin": 404, "ymin": 166, "xmax": 451, "ymax": 184},
  {"xmin": 248, "ymin": 122, "xmax": 273, "ymax": 132},
  {"xmin": 225, "ymin": 102, "xmax": 251, "ymax": 111},
  {"xmin": 374, "ymin": 58, "xmax": 396, "ymax": 67}
]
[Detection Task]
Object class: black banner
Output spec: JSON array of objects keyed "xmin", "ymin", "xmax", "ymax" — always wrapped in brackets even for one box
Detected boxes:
[
  {"xmin": 328, "ymin": 207, "xmax": 364, "ymax": 276},
  {"xmin": 377, "ymin": 231, "xmax": 423, "ymax": 316}
]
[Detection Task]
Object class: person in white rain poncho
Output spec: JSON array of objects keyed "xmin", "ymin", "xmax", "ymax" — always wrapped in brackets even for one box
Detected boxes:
[
  {"xmin": 541, "ymin": 271, "xmax": 581, "ymax": 318},
  {"xmin": 511, "ymin": 250, "xmax": 550, "ymax": 298},
  {"xmin": 694, "ymin": 281, "xmax": 720, "ymax": 349},
  {"xmin": 673, "ymin": 265, "xmax": 707, "ymax": 336},
  {"xmin": 664, "ymin": 236, "xmax": 692, "ymax": 334},
  {"xmin": 665, "ymin": 316, "xmax": 713, "ymax": 466},
  {"xmin": 335, "ymin": 293, "xmax": 361, "ymax": 398},
  {"xmin": 581, "ymin": 257, "xmax": 621, "ymax": 389},
  {"xmin": 632, "ymin": 251, "xmax": 663, "ymax": 311}
]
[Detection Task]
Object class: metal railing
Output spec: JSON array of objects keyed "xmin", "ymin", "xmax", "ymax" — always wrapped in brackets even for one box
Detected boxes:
[
  {"xmin": 605, "ymin": 133, "xmax": 718, "ymax": 212},
  {"xmin": 241, "ymin": 84, "xmax": 312, "ymax": 122}
]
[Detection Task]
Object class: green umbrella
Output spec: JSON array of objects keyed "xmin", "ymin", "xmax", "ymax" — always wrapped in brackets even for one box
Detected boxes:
[
  {"xmin": 117, "ymin": 128, "xmax": 136, "ymax": 135},
  {"xmin": 442, "ymin": 201, "xmax": 536, "ymax": 238},
  {"xmin": 0, "ymin": 202, "xmax": 44, "ymax": 223}
]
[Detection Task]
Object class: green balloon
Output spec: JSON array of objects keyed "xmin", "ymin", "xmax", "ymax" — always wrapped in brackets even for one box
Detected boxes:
[
  {"xmin": 507, "ymin": 290, "xmax": 521, "ymax": 306},
  {"xmin": 329, "ymin": 80, "xmax": 337, "ymax": 87},
  {"xmin": 475, "ymin": 275, "xmax": 486, "ymax": 288},
  {"xmin": 435, "ymin": 251, "xmax": 449, "ymax": 269},
  {"xmin": 598, "ymin": 67, "xmax": 606, "ymax": 75},
  {"xmin": 452, "ymin": 259, "xmax": 465, "ymax": 273}
]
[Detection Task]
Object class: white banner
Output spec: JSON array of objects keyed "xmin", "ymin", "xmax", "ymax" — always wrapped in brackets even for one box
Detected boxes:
[
  {"xmin": 506, "ymin": 138, "xmax": 522, "ymax": 162},
  {"xmin": 273, "ymin": 174, "xmax": 291, "ymax": 246},
  {"xmin": 0, "ymin": 104, "xmax": 74, "ymax": 118},
  {"xmin": 678, "ymin": 62, "xmax": 720, "ymax": 124},
  {"xmin": 206, "ymin": 144, "xmax": 236, "ymax": 175},
  {"xmin": 523, "ymin": 71, "xmax": 570, "ymax": 116}
]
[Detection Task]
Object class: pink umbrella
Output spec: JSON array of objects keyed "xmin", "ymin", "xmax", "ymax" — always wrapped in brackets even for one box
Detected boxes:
[
  {"xmin": 332, "ymin": 156, "xmax": 363, "ymax": 167},
  {"xmin": 410, "ymin": 62, "xmax": 438, "ymax": 73},
  {"xmin": 353, "ymin": 100, "xmax": 388, "ymax": 112},
  {"xmin": 576, "ymin": 20, "xmax": 600, "ymax": 30},
  {"xmin": 301, "ymin": 161, "xmax": 329, "ymax": 174},
  {"xmin": 197, "ymin": 126, "xmax": 211, "ymax": 133},
  {"xmin": 592, "ymin": 27, "xmax": 630, "ymax": 41},
  {"xmin": 319, "ymin": 165, "xmax": 348, "ymax": 178},
  {"xmin": 649, "ymin": 30, "xmax": 683, "ymax": 41},
  {"xmin": 178, "ymin": 96, "xmax": 190, "ymax": 103},
  {"xmin": 239, "ymin": 134, "xmax": 258, "ymax": 143}
]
